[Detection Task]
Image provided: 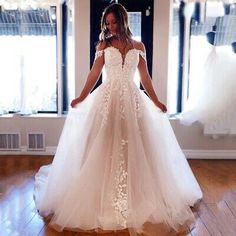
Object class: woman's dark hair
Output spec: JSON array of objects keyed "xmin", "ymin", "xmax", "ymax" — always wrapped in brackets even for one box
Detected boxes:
[{"xmin": 99, "ymin": 3, "xmax": 132, "ymax": 45}]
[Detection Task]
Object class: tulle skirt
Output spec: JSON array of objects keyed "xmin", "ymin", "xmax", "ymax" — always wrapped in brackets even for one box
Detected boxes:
[
  {"xmin": 180, "ymin": 46, "xmax": 236, "ymax": 134},
  {"xmin": 34, "ymin": 78, "xmax": 202, "ymax": 235}
]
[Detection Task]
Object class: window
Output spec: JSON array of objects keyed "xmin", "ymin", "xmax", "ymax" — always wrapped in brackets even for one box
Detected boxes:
[
  {"xmin": 0, "ymin": 3, "xmax": 59, "ymax": 114},
  {"xmin": 128, "ymin": 11, "xmax": 141, "ymax": 42},
  {"xmin": 129, "ymin": 12, "xmax": 142, "ymax": 87},
  {"xmin": 168, "ymin": 1, "xmax": 181, "ymax": 114}
]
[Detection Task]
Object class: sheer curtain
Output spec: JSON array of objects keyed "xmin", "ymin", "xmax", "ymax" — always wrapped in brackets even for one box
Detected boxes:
[
  {"xmin": 0, "ymin": 4, "xmax": 57, "ymax": 115},
  {"xmin": 0, "ymin": 36, "xmax": 57, "ymax": 114}
]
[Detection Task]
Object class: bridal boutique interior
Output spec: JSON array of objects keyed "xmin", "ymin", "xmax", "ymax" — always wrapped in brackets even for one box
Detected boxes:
[{"xmin": 0, "ymin": 0, "xmax": 236, "ymax": 235}]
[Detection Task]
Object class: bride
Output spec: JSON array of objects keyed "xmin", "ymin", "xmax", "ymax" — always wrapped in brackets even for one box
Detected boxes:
[{"xmin": 34, "ymin": 3, "xmax": 202, "ymax": 236}]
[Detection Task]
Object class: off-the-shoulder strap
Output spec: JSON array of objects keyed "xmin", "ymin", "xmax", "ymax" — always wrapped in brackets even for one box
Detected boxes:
[
  {"xmin": 95, "ymin": 50, "xmax": 104, "ymax": 60},
  {"xmin": 138, "ymin": 50, "xmax": 146, "ymax": 61}
]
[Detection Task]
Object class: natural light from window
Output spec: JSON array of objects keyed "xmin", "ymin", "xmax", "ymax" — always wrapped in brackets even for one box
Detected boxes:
[{"xmin": 0, "ymin": 7, "xmax": 57, "ymax": 115}]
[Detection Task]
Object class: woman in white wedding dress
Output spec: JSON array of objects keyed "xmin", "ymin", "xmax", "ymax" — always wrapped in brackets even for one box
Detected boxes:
[{"xmin": 34, "ymin": 3, "xmax": 202, "ymax": 236}]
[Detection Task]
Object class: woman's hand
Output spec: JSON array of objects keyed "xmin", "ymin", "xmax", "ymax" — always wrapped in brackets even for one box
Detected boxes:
[
  {"xmin": 71, "ymin": 98, "xmax": 80, "ymax": 108},
  {"xmin": 156, "ymin": 102, "xmax": 167, "ymax": 113}
]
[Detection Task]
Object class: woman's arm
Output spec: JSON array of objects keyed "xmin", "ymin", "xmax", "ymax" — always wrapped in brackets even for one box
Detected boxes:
[
  {"xmin": 137, "ymin": 42, "xmax": 167, "ymax": 113},
  {"xmin": 71, "ymin": 44, "xmax": 105, "ymax": 108}
]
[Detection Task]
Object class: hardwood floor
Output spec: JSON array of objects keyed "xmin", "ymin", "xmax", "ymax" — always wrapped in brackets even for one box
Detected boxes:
[{"xmin": 0, "ymin": 156, "xmax": 236, "ymax": 236}]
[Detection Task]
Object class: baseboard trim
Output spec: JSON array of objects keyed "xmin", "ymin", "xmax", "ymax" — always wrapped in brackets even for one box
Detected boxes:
[
  {"xmin": 0, "ymin": 146, "xmax": 56, "ymax": 156},
  {"xmin": 0, "ymin": 147, "xmax": 236, "ymax": 159},
  {"xmin": 184, "ymin": 149, "xmax": 236, "ymax": 159}
]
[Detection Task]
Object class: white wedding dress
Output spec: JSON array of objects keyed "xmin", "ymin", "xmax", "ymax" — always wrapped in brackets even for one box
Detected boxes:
[
  {"xmin": 34, "ymin": 46, "xmax": 202, "ymax": 235},
  {"xmin": 180, "ymin": 45, "xmax": 236, "ymax": 135}
]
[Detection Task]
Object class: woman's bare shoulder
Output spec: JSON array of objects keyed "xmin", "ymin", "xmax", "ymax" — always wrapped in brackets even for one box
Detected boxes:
[
  {"xmin": 96, "ymin": 40, "xmax": 107, "ymax": 51},
  {"xmin": 132, "ymin": 40, "xmax": 146, "ymax": 52}
]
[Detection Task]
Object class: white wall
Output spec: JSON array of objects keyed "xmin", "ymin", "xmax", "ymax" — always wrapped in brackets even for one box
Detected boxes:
[
  {"xmin": 0, "ymin": 0, "xmax": 235, "ymax": 156},
  {"xmin": 74, "ymin": 0, "xmax": 90, "ymax": 97},
  {"xmin": 152, "ymin": 0, "xmax": 172, "ymax": 105}
]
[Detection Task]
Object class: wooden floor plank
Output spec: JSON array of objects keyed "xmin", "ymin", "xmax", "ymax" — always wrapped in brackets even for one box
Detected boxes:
[
  {"xmin": 19, "ymin": 212, "xmax": 46, "ymax": 236},
  {"xmin": 38, "ymin": 226, "xmax": 63, "ymax": 236},
  {"xmin": 195, "ymin": 202, "xmax": 221, "ymax": 236},
  {"xmin": 224, "ymin": 191, "xmax": 236, "ymax": 219},
  {"xmin": 190, "ymin": 215, "xmax": 210, "ymax": 236},
  {"xmin": 189, "ymin": 160, "xmax": 236, "ymax": 204},
  {"xmin": 0, "ymin": 176, "xmax": 35, "ymax": 224},
  {"xmin": 1, "ymin": 199, "xmax": 37, "ymax": 233},
  {"xmin": 207, "ymin": 200, "xmax": 236, "ymax": 236}
]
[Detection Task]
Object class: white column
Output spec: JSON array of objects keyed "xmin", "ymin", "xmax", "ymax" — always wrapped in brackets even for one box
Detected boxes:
[
  {"xmin": 73, "ymin": 0, "xmax": 90, "ymax": 97},
  {"xmin": 152, "ymin": 0, "xmax": 172, "ymax": 106}
]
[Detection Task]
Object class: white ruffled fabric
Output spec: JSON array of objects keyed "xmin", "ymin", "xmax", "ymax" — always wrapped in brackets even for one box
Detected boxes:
[{"xmin": 34, "ymin": 46, "xmax": 202, "ymax": 235}]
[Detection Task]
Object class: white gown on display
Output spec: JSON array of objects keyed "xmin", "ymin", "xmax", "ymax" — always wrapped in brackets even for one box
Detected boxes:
[
  {"xmin": 34, "ymin": 46, "xmax": 202, "ymax": 235},
  {"xmin": 180, "ymin": 45, "xmax": 236, "ymax": 134}
]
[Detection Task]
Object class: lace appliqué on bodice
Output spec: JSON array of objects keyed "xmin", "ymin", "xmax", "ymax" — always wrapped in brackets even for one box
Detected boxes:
[{"xmin": 96, "ymin": 47, "xmax": 146, "ymax": 126}]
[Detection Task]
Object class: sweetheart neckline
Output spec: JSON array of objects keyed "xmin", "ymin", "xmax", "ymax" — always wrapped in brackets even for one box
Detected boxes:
[{"xmin": 104, "ymin": 46, "xmax": 141, "ymax": 68}]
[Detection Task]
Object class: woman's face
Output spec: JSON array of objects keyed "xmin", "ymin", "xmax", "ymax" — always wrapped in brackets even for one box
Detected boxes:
[{"xmin": 105, "ymin": 13, "xmax": 118, "ymax": 36}]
